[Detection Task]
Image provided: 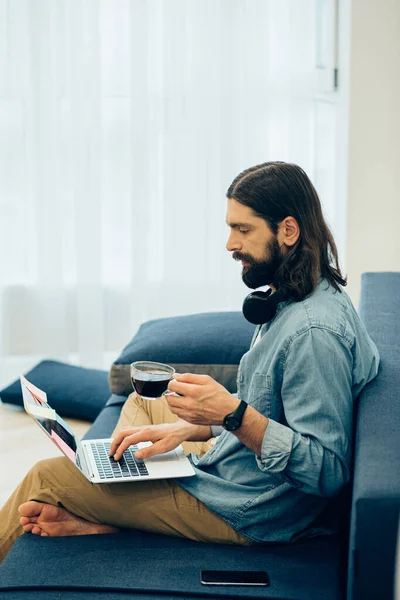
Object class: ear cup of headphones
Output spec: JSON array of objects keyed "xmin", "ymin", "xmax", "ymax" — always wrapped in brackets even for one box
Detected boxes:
[{"xmin": 242, "ymin": 288, "xmax": 287, "ymax": 325}]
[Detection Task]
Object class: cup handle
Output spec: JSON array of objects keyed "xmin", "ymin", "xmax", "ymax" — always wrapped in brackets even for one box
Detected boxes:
[
  {"xmin": 164, "ymin": 376, "xmax": 183, "ymax": 397},
  {"xmin": 164, "ymin": 390, "xmax": 184, "ymax": 397}
]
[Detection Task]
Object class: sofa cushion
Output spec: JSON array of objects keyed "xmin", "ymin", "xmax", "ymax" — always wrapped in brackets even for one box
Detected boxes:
[
  {"xmin": 0, "ymin": 530, "xmax": 343, "ymax": 600},
  {"xmin": 0, "ymin": 360, "xmax": 110, "ymax": 422},
  {"xmin": 109, "ymin": 312, "xmax": 256, "ymax": 397}
]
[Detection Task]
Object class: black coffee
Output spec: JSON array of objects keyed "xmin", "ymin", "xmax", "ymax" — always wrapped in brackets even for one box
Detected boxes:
[{"xmin": 132, "ymin": 370, "xmax": 171, "ymax": 398}]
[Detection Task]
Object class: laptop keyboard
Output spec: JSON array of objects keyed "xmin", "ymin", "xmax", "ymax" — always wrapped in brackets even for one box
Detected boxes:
[{"xmin": 89, "ymin": 441, "xmax": 149, "ymax": 480}]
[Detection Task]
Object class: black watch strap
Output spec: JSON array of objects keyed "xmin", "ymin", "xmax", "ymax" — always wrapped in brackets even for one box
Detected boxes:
[{"xmin": 223, "ymin": 399, "xmax": 248, "ymax": 432}]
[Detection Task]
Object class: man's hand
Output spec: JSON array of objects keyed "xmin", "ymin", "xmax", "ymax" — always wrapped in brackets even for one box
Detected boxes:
[
  {"xmin": 109, "ymin": 421, "xmax": 193, "ymax": 461},
  {"xmin": 166, "ymin": 373, "xmax": 240, "ymax": 425}
]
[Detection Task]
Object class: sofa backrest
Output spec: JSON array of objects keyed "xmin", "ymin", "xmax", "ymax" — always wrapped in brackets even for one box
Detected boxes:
[{"xmin": 347, "ymin": 272, "xmax": 400, "ymax": 600}]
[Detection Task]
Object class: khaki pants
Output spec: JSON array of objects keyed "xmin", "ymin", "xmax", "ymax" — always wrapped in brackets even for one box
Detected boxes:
[{"xmin": 0, "ymin": 393, "xmax": 250, "ymax": 563}]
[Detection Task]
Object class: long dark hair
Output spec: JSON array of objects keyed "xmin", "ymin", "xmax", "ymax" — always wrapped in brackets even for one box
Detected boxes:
[{"xmin": 226, "ymin": 161, "xmax": 347, "ymax": 301}]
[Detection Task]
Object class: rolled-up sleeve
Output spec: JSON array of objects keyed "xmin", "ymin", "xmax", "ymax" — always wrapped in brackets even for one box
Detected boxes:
[
  {"xmin": 256, "ymin": 327, "xmax": 354, "ymax": 497},
  {"xmin": 210, "ymin": 425, "xmax": 224, "ymax": 437}
]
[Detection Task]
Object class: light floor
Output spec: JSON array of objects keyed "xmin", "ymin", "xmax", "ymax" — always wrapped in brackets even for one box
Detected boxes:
[{"xmin": 0, "ymin": 401, "xmax": 90, "ymax": 508}]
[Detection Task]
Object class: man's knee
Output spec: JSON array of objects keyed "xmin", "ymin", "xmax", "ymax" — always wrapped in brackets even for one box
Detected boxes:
[
  {"xmin": 121, "ymin": 392, "xmax": 155, "ymax": 423},
  {"xmin": 28, "ymin": 457, "xmax": 72, "ymax": 486},
  {"xmin": 129, "ymin": 391, "xmax": 149, "ymax": 409}
]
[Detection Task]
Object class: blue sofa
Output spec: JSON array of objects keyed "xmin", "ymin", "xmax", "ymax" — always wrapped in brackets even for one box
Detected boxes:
[{"xmin": 1, "ymin": 272, "xmax": 399, "ymax": 600}]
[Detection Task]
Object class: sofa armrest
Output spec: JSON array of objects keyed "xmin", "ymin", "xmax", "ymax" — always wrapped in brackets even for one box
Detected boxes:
[
  {"xmin": 105, "ymin": 393, "xmax": 128, "ymax": 408},
  {"xmin": 82, "ymin": 396, "xmax": 126, "ymax": 441},
  {"xmin": 348, "ymin": 273, "xmax": 400, "ymax": 600}
]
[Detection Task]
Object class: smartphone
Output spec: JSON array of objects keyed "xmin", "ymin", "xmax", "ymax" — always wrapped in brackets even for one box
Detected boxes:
[{"xmin": 200, "ymin": 570, "xmax": 269, "ymax": 586}]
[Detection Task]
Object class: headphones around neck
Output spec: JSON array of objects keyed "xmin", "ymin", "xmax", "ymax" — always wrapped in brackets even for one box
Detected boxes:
[{"xmin": 242, "ymin": 288, "xmax": 288, "ymax": 325}]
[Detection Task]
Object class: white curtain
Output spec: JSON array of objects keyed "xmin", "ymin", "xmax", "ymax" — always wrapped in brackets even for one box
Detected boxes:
[{"xmin": 0, "ymin": 0, "xmax": 329, "ymax": 381}]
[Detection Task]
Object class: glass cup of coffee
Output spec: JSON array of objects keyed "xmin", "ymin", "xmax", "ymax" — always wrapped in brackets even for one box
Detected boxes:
[{"xmin": 130, "ymin": 361, "xmax": 176, "ymax": 400}]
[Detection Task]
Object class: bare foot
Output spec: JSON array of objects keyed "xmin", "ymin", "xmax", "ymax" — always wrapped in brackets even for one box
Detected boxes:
[{"xmin": 18, "ymin": 501, "xmax": 119, "ymax": 537}]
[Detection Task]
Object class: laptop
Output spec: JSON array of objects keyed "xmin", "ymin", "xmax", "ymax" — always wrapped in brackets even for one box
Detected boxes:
[{"xmin": 20, "ymin": 375, "xmax": 195, "ymax": 484}]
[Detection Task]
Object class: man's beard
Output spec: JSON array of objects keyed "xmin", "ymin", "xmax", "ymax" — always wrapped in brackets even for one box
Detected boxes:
[{"xmin": 233, "ymin": 237, "xmax": 282, "ymax": 289}]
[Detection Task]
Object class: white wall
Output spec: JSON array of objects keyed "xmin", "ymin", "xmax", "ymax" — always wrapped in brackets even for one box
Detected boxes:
[{"xmin": 344, "ymin": 0, "xmax": 400, "ymax": 305}]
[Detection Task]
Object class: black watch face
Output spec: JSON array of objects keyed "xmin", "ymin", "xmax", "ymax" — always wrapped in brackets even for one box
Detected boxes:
[{"xmin": 224, "ymin": 415, "xmax": 240, "ymax": 431}]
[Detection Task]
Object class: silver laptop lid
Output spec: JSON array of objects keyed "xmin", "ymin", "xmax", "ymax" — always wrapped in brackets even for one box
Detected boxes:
[{"xmin": 20, "ymin": 375, "xmax": 82, "ymax": 469}]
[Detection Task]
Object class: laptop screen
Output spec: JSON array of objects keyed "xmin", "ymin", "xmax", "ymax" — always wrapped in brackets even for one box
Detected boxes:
[{"xmin": 20, "ymin": 375, "xmax": 78, "ymax": 463}]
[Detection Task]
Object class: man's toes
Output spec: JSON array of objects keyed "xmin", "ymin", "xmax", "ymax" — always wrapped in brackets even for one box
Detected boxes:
[
  {"xmin": 31, "ymin": 525, "xmax": 43, "ymax": 536},
  {"xmin": 22, "ymin": 523, "xmax": 35, "ymax": 533},
  {"xmin": 18, "ymin": 501, "xmax": 43, "ymax": 518},
  {"xmin": 20, "ymin": 516, "xmax": 37, "ymax": 527}
]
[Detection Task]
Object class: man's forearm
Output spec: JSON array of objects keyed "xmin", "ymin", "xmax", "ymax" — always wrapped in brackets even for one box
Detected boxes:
[
  {"xmin": 233, "ymin": 405, "xmax": 269, "ymax": 456},
  {"xmin": 178, "ymin": 420, "xmax": 212, "ymax": 441},
  {"xmin": 180, "ymin": 402, "xmax": 269, "ymax": 449}
]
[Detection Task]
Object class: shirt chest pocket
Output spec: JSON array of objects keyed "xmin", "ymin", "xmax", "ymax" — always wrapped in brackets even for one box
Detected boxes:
[{"xmin": 247, "ymin": 373, "xmax": 272, "ymax": 413}]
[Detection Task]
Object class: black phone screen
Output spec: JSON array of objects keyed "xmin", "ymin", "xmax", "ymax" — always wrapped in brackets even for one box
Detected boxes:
[{"xmin": 200, "ymin": 570, "xmax": 269, "ymax": 586}]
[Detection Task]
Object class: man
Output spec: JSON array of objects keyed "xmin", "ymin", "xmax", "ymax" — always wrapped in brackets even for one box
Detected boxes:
[{"xmin": 0, "ymin": 161, "xmax": 379, "ymax": 561}]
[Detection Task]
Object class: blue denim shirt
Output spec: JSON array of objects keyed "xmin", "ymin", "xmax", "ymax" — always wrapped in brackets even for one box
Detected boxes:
[{"xmin": 177, "ymin": 279, "xmax": 380, "ymax": 543}]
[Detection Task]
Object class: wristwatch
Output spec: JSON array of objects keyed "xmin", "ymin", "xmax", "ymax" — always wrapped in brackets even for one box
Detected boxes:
[{"xmin": 223, "ymin": 400, "xmax": 248, "ymax": 432}]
